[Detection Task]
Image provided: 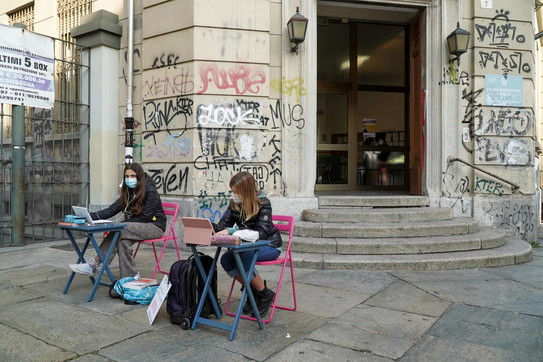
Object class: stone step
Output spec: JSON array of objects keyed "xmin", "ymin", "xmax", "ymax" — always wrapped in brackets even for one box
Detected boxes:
[
  {"xmin": 291, "ymin": 227, "xmax": 506, "ymax": 255},
  {"xmin": 294, "ymin": 217, "xmax": 479, "ymax": 238},
  {"xmin": 302, "ymin": 207, "xmax": 454, "ymax": 223},
  {"xmin": 318, "ymin": 195, "xmax": 430, "ymax": 208},
  {"xmin": 291, "ymin": 237, "xmax": 532, "ymax": 271}
]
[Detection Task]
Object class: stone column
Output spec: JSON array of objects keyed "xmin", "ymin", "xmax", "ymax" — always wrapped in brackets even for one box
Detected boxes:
[{"xmin": 71, "ymin": 10, "xmax": 123, "ymax": 208}]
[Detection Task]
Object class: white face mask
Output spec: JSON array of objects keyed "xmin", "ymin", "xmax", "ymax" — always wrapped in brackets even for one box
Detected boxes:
[{"xmin": 231, "ymin": 193, "xmax": 242, "ymax": 204}]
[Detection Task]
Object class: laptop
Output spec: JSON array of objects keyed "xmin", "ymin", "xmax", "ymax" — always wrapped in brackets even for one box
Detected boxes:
[
  {"xmin": 72, "ymin": 206, "xmax": 113, "ymax": 225},
  {"xmin": 181, "ymin": 217, "xmax": 215, "ymax": 245}
]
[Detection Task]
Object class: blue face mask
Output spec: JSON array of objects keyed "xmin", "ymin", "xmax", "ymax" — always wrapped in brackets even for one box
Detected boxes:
[{"xmin": 125, "ymin": 178, "xmax": 137, "ymax": 189}]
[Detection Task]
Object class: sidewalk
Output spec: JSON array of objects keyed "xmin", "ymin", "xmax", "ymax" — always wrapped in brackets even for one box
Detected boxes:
[{"xmin": 0, "ymin": 240, "xmax": 541, "ymax": 361}]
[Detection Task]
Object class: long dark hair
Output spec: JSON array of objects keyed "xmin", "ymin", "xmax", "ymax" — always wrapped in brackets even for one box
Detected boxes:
[{"xmin": 120, "ymin": 163, "xmax": 147, "ymax": 216}]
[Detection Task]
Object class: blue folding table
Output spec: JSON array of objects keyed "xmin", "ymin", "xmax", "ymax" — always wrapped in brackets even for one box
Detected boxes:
[
  {"xmin": 60, "ymin": 223, "xmax": 126, "ymax": 302},
  {"xmin": 189, "ymin": 240, "xmax": 270, "ymax": 341}
]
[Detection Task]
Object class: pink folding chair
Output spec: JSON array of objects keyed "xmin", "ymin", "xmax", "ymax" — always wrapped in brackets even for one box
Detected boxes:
[
  {"xmin": 134, "ymin": 202, "xmax": 181, "ymax": 278},
  {"xmin": 223, "ymin": 214, "xmax": 297, "ymax": 323}
]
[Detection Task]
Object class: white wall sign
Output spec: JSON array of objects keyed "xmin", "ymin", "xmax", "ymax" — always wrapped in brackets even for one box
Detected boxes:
[
  {"xmin": 0, "ymin": 25, "xmax": 55, "ymax": 109},
  {"xmin": 480, "ymin": 0, "xmax": 493, "ymax": 9}
]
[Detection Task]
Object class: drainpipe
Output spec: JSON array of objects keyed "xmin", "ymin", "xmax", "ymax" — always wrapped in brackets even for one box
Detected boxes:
[
  {"xmin": 124, "ymin": 0, "xmax": 134, "ymax": 164},
  {"xmin": 11, "ymin": 23, "xmax": 27, "ymax": 246}
]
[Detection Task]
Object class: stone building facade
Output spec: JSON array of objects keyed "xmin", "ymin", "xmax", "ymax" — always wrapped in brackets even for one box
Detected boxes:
[{"xmin": 1, "ymin": 0, "xmax": 541, "ymax": 242}]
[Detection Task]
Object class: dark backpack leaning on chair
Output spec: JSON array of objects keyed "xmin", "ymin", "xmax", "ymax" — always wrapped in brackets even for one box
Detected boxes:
[{"xmin": 166, "ymin": 253, "xmax": 221, "ymax": 329}]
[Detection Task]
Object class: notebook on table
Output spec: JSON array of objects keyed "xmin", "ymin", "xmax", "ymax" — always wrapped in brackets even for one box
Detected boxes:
[
  {"xmin": 181, "ymin": 217, "xmax": 215, "ymax": 245},
  {"xmin": 72, "ymin": 206, "xmax": 113, "ymax": 225}
]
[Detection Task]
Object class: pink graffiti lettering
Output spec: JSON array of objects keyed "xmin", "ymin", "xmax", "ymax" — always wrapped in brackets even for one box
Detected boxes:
[{"xmin": 198, "ymin": 64, "xmax": 266, "ymax": 95}]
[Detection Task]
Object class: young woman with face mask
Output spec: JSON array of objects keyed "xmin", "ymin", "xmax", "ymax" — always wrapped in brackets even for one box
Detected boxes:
[
  {"xmin": 68, "ymin": 163, "xmax": 166, "ymax": 279},
  {"xmin": 214, "ymin": 171, "xmax": 282, "ymax": 318}
]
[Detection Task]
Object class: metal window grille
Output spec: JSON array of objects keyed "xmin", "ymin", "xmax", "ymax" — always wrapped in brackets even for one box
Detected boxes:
[
  {"xmin": 0, "ymin": 37, "xmax": 90, "ymax": 246},
  {"xmin": 57, "ymin": 0, "xmax": 92, "ymax": 43},
  {"xmin": 8, "ymin": 4, "xmax": 35, "ymax": 32}
]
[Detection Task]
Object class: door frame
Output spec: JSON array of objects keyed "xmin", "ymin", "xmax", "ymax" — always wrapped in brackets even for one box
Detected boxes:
[{"xmin": 316, "ymin": 16, "xmax": 422, "ymax": 192}]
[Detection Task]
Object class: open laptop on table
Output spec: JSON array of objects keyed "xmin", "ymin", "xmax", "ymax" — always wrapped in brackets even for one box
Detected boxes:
[
  {"xmin": 72, "ymin": 206, "xmax": 113, "ymax": 226},
  {"xmin": 181, "ymin": 217, "xmax": 215, "ymax": 245}
]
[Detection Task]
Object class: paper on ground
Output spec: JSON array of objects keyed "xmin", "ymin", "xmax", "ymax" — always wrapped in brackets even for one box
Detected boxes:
[{"xmin": 147, "ymin": 275, "xmax": 171, "ymax": 325}]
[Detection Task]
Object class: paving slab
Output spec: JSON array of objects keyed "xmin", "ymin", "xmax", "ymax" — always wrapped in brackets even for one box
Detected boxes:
[
  {"xmin": 481, "ymin": 263, "xmax": 543, "ymax": 289},
  {"xmin": 99, "ymin": 326, "xmax": 252, "ymax": 361},
  {"xmin": 271, "ymin": 282, "xmax": 370, "ymax": 318},
  {"xmin": 308, "ymin": 304, "xmax": 437, "ymax": 359},
  {"xmin": 70, "ymin": 354, "xmax": 111, "ymax": 362},
  {"xmin": 0, "ymin": 247, "xmax": 72, "ymax": 271},
  {"xmin": 0, "ymin": 297, "xmax": 149, "ymax": 355},
  {"xmin": 271, "ymin": 339, "xmax": 393, "ymax": 361},
  {"xmin": 0, "ymin": 323, "xmax": 76, "ymax": 362},
  {"xmin": 0, "ymin": 264, "xmax": 69, "ymax": 287},
  {"xmin": 0, "ymin": 241, "xmax": 542, "ymax": 360},
  {"xmin": 401, "ymin": 334, "xmax": 540, "ymax": 362},
  {"xmin": 297, "ymin": 269, "xmax": 398, "ymax": 294},
  {"xmin": 391, "ymin": 268, "xmax": 508, "ymax": 283},
  {"xmin": 423, "ymin": 303, "xmax": 543, "ymax": 359},
  {"xmin": 394, "ymin": 270, "xmax": 543, "ymax": 316},
  {"xmin": 365, "ymin": 280, "xmax": 450, "ymax": 318},
  {"xmin": 23, "ymin": 271, "xmax": 113, "ymax": 303},
  {"xmin": 0, "ymin": 284, "xmax": 42, "ymax": 307},
  {"xmin": 100, "ymin": 311, "xmax": 328, "ymax": 362}
]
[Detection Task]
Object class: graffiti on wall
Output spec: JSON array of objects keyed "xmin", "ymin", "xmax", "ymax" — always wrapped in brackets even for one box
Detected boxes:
[
  {"xmin": 197, "ymin": 63, "xmax": 266, "ymax": 95},
  {"xmin": 152, "ymin": 53, "xmax": 180, "ymax": 69},
  {"xmin": 480, "ymin": 199, "xmax": 536, "ymax": 240},
  {"xmin": 442, "ymin": 168, "xmax": 471, "ymax": 213},
  {"xmin": 270, "ymin": 77, "xmax": 307, "ymax": 102},
  {"xmin": 473, "ymin": 107, "xmax": 533, "ymax": 136},
  {"xmin": 195, "ymin": 190, "xmax": 231, "ymax": 222},
  {"xmin": 144, "ymin": 133, "xmax": 191, "ymax": 161},
  {"xmin": 477, "ymin": 49, "xmax": 531, "ymax": 78},
  {"xmin": 474, "ymin": 137, "xmax": 532, "ymax": 165},
  {"xmin": 269, "ymin": 100, "xmax": 305, "ymax": 130},
  {"xmin": 443, "ymin": 167, "xmax": 506, "ymax": 200},
  {"xmin": 474, "ymin": 10, "xmax": 531, "ymax": 78},
  {"xmin": 475, "ymin": 9, "xmax": 527, "ymax": 49},
  {"xmin": 148, "ymin": 164, "xmax": 189, "ymax": 195},
  {"xmin": 142, "ymin": 67, "xmax": 194, "ymax": 99},
  {"xmin": 144, "ymin": 96, "xmax": 193, "ymax": 132},
  {"xmin": 197, "ymin": 100, "xmax": 268, "ymax": 127},
  {"xmin": 439, "ymin": 67, "xmax": 470, "ymax": 86}
]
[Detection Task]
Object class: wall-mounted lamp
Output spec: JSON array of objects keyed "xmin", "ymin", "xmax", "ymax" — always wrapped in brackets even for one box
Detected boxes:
[
  {"xmin": 446, "ymin": 22, "xmax": 471, "ymax": 65},
  {"xmin": 287, "ymin": 7, "xmax": 308, "ymax": 54}
]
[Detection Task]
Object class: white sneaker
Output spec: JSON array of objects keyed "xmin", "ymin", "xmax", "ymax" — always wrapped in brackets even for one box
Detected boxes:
[{"xmin": 69, "ymin": 263, "xmax": 96, "ymax": 276}]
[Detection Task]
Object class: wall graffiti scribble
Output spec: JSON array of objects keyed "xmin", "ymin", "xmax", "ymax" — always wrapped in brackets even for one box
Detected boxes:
[
  {"xmin": 149, "ymin": 164, "xmax": 189, "ymax": 194},
  {"xmin": 198, "ymin": 63, "xmax": 266, "ymax": 95},
  {"xmin": 142, "ymin": 67, "xmax": 194, "ymax": 99},
  {"xmin": 144, "ymin": 97, "xmax": 193, "ymax": 131}
]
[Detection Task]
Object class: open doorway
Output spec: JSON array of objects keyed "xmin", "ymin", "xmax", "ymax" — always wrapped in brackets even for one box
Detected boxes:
[{"xmin": 316, "ymin": 2, "xmax": 424, "ymax": 193}]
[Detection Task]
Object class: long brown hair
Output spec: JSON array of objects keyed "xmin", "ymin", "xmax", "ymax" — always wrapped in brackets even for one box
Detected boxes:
[
  {"xmin": 120, "ymin": 163, "xmax": 147, "ymax": 216},
  {"xmin": 229, "ymin": 172, "xmax": 263, "ymax": 220}
]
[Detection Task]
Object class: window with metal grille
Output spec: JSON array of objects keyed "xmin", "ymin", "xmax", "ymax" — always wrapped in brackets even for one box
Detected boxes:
[
  {"xmin": 57, "ymin": 0, "xmax": 92, "ymax": 43},
  {"xmin": 8, "ymin": 4, "xmax": 35, "ymax": 32}
]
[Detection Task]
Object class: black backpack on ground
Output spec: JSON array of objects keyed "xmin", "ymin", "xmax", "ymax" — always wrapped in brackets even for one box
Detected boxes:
[{"xmin": 166, "ymin": 253, "xmax": 221, "ymax": 329}]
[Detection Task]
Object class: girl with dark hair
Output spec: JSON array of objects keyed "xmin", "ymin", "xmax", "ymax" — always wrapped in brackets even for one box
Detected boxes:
[
  {"xmin": 69, "ymin": 163, "xmax": 166, "ymax": 279},
  {"xmin": 214, "ymin": 171, "xmax": 282, "ymax": 317}
]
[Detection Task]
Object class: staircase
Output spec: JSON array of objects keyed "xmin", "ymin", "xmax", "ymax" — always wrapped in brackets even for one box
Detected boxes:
[{"xmin": 291, "ymin": 196, "xmax": 532, "ymax": 270}]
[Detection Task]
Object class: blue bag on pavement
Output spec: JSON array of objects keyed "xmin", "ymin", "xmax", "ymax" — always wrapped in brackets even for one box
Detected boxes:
[{"xmin": 112, "ymin": 277, "xmax": 158, "ymax": 305}]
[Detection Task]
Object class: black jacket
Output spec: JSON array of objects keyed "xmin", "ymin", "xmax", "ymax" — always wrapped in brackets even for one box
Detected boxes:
[
  {"xmin": 213, "ymin": 197, "xmax": 282, "ymax": 248},
  {"xmin": 90, "ymin": 174, "xmax": 166, "ymax": 231}
]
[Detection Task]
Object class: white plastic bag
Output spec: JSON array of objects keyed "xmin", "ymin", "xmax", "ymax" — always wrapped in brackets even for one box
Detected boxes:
[{"xmin": 233, "ymin": 229, "xmax": 259, "ymax": 242}]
